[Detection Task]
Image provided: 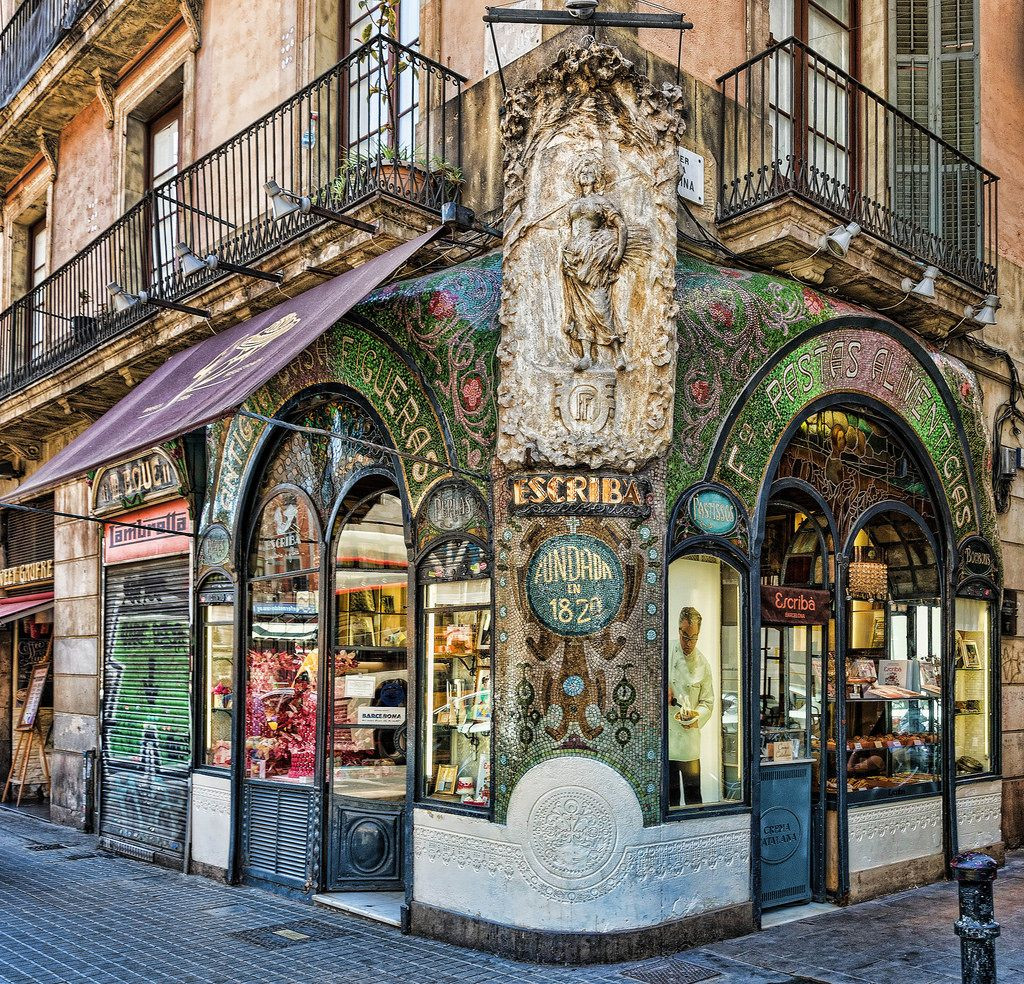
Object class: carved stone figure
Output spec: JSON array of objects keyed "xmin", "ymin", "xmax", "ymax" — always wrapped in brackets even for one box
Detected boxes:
[
  {"xmin": 561, "ymin": 151, "xmax": 628, "ymax": 371},
  {"xmin": 497, "ymin": 42, "xmax": 685, "ymax": 471}
]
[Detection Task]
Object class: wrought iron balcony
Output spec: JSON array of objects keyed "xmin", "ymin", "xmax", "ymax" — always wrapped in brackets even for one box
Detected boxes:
[
  {"xmin": 0, "ymin": 34, "xmax": 463, "ymax": 399},
  {"xmin": 0, "ymin": 0, "xmax": 91, "ymax": 107},
  {"xmin": 717, "ymin": 37, "xmax": 997, "ymax": 294}
]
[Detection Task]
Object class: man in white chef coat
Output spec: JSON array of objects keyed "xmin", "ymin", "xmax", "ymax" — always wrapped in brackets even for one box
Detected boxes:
[{"xmin": 668, "ymin": 606, "xmax": 714, "ymax": 806}]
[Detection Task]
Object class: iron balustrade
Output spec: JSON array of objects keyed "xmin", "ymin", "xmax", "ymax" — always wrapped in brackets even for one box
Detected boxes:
[
  {"xmin": 0, "ymin": 0, "xmax": 92, "ymax": 108},
  {"xmin": 0, "ymin": 33, "xmax": 463, "ymax": 397},
  {"xmin": 717, "ymin": 37, "xmax": 998, "ymax": 295}
]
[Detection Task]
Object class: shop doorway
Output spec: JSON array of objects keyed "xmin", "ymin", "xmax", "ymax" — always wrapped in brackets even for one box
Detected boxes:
[
  {"xmin": 759, "ymin": 489, "xmax": 834, "ymax": 909},
  {"xmin": 757, "ymin": 405, "xmax": 950, "ymax": 912},
  {"xmin": 326, "ymin": 483, "xmax": 409, "ymax": 891}
]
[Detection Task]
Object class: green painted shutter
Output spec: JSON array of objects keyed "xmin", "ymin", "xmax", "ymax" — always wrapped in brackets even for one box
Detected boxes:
[
  {"xmin": 100, "ymin": 557, "xmax": 191, "ymax": 860},
  {"xmin": 892, "ymin": 0, "xmax": 979, "ymax": 256}
]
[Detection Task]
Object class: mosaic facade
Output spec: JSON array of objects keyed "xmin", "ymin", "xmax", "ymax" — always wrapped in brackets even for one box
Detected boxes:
[
  {"xmin": 671, "ymin": 255, "xmax": 1000, "ymax": 559},
  {"xmin": 492, "ymin": 460, "xmax": 667, "ymax": 826}
]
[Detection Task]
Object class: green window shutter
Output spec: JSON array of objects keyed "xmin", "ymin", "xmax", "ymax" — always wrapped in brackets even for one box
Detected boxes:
[
  {"xmin": 893, "ymin": 0, "xmax": 932, "ymax": 234},
  {"xmin": 938, "ymin": 0, "xmax": 979, "ymax": 253}
]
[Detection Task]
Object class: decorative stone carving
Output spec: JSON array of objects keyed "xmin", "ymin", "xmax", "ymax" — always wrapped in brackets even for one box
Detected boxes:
[
  {"xmin": 847, "ymin": 797, "xmax": 943, "ymax": 872},
  {"xmin": 37, "ymin": 127, "xmax": 58, "ymax": 183},
  {"xmin": 180, "ymin": 0, "xmax": 202, "ymax": 51},
  {"xmin": 92, "ymin": 68, "xmax": 116, "ymax": 129},
  {"xmin": 956, "ymin": 781, "xmax": 1002, "ymax": 851},
  {"xmin": 414, "ymin": 758, "xmax": 750, "ymax": 928},
  {"xmin": 497, "ymin": 42, "xmax": 685, "ymax": 471}
]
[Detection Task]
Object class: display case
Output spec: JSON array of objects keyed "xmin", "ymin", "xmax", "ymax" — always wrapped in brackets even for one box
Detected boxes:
[
  {"xmin": 827, "ymin": 598, "xmax": 943, "ymax": 800},
  {"xmin": 420, "ymin": 540, "xmax": 491, "ymax": 809}
]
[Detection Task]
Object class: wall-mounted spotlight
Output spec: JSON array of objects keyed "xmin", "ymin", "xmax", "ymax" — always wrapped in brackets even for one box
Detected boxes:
[
  {"xmin": 441, "ymin": 202, "xmax": 501, "ymax": 239},
  {"xmin": 264, "ymin": 179, "xmax": 376, "ymax": 233},
  {"xmin": 900, "ymin": 265, "xmax": 939, "ymax": 299},
  {"xmin": 565, "ymin": 0, "xmax": 600, "ymax": 17},
  {"xmin": 964, "ymin": 293, "xmax": 1000, "ymax": 328},
  {"xmin": 820, "ymin": 222, "xmax": 861, "ymax": 258},
  {"xmin": 106, "ymin": 281, "xmax": 211, "ymax": 319},
  {"xmin": 174, "ymin": 242, "xmax": 283, "ymax": 284}
]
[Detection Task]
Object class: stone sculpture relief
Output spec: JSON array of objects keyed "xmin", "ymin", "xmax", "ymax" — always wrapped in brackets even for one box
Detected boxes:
[{"xmin": 497, "ymin": 42, "xmax": 685, "ymax": 470}]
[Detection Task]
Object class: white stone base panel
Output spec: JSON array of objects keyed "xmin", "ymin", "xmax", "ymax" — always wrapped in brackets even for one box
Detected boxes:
[
  {"xmin": 190, "ymin": 772, "xmax": 230, "ymax": 871},
  {"xmin": 956, "ymin": 780, "xmax": 1002, "ymax": 852},
  {"xmin": 413, "ymin": 757, "xmax": 750, "ymax": 934}
]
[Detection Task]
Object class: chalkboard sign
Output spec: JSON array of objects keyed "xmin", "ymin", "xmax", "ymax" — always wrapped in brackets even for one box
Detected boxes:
[{"xmin": 17, "ymin": 662, "xmax": 49, "ymax": 730}]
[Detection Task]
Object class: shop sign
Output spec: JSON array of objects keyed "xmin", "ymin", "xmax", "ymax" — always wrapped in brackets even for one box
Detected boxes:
[
  {"xmin": 688, "ymin": 488, "xmax": 738, "ymax": 536},
  {"xmin": 960, "ymin": 538, "xmax": 996, "ymax": 580},
  {"xmin": 526, "ymin": 533, "xmax": 624, "ymax": 636},
  {"xmin": 715, "ymin": 329, "xmax": 978, "ymax": 542},
  {"xmin": 0, "ymin": 559, "xmax": 53, "ymax": 587},
  {"xmin": 103, "ymin": 498, "xmax": 192, "ymax": 566},
  {"xmin": 92, "ymin": 447, "xmax": 183, "ymax": 516},
  {"xmin": 356, "ymin": 706, "xmax": 406, "ymax": 727},
  {"xmin": 760, "ymin": 806, "xmax": 802, "ymax": 864},
  {"xmin": 425, "ymin": 482, "xmax": 481, "ymax": 532},
  {"xmin": 509, "ymin": 472, "xmax": 651, "ymax": 518},
  {"xmin": 760, "ymin": 585, "xmax": 830, "ymax": 626}
]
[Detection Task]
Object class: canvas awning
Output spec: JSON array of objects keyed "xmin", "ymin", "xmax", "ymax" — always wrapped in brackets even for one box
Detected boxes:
[
  {"xmin": 0, "ymin": 592, "xmax": 53, "ymax": 625},
  {"xmin": 2, "ymin": 228, "xmax": 443, "ymax": 504}
]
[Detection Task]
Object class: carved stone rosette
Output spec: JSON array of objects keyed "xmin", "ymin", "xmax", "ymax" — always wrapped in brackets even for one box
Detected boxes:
[{"xmin": 496, "ymin": 42, "xmax": 685, "ymax": 472}]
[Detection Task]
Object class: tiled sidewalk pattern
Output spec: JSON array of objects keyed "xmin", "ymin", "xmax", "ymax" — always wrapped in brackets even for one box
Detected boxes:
[{"xmin": 0, "ymin": 807, "xmax": 1018, "ymax": 984}]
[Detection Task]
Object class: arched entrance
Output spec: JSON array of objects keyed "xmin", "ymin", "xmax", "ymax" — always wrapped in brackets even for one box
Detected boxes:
[
  {"xmin": 756, "ymin": 402, "xmax": 953, "ymax": 909},
  {"xmin": 238, "ymin": 390, "xmax": 414, "ymax": 895}
]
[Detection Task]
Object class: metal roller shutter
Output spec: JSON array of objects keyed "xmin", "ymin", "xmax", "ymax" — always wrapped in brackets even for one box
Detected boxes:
[
  {"xmin": 5, "ymin": 494, "xmax": 54, "ymax": 567},
  {"xmin": 100, "ymin": 557, "xmax": 191, "ymax": 860}
]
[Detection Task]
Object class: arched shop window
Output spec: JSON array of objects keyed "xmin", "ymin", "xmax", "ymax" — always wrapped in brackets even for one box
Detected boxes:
[
  {"xmin": 331, "ymin": 487, "xmax": 409, "ymax": 800},
  {"xmin": 198, "ymin": 573, "xmax": 236, "ymax": 769},
  {"xmin": 954, "ymin": 591, "xmax": 995, "ymax": 777},
  {"xmin": 666, "ymin": 552, "xmax": 744, "ymax": 811},
  {"xmin": 420, "ymin": 539, "xmax": 491, "ymax": 809},
  {"xmin": 842, "ymin": 507, "xmax": 943, "ymax": 801},
  {"xmin": 246, "ymin": 487, "xmax": 321, "ymax": 784}
]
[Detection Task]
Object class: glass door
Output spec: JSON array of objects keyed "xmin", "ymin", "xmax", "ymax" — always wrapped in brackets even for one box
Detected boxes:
[{"xmin": 327, "ymin": 487, "xmax": 409, "ymax": 890}]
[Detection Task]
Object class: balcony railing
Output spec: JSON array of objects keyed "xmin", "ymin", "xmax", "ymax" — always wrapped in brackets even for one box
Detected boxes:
[
  {"xmin": 0, "ymin": 33, "xmax": 463, "ymax": 398},
  {"xmin": 717, "ymin": 37, "xmax": 998, "ymax": 294},
  {"xmin": 0, "ymin": 0, "xmax": 92, "ymax": 108}
]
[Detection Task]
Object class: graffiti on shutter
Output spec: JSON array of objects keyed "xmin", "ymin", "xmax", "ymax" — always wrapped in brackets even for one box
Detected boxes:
[{"xmin": 100, "ymin": 558, "xmax": 191, "ymax": 859}]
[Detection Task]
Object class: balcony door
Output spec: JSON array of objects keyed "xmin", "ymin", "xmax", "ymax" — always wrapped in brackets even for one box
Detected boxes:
[
  {"xmin": 147, "ymin": 102, "xmax": 181, "ymax": 292},
  {"xmin": 770, "ymin": 1, "xmax": 859, "ymax": 206}
]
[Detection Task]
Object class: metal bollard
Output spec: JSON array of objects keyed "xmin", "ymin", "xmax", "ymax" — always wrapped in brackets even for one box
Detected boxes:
[
  {"xmin": 952, "ymin": 851, "xmax": 1000, "ymax": 984},
  {"xmin": 82, "ymin": 749, "xmax": 96, "ymax": 834}
]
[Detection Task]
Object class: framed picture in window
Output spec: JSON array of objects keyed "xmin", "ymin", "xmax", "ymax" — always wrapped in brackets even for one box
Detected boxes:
[
  {"xmin": 349, "ymin": 614, "xmax": 376, "ymax": 647},
  {"xmin": 963, "ymin": 639, "xmax": 982, "ymax": 669},
  {"xmin": 471, "ymin": 666, "xmax": 491, "ymax": 721},
  {"xmin": 870, "ymin": 611, "xmax": 885, "ymax": 648},
  {"xmin": 434, "ymin": 764, "xmax": 458, "ymax": 795},
  {"xmin": 477, "ymin": 610, "xmax": 491, "ymax": 650}
]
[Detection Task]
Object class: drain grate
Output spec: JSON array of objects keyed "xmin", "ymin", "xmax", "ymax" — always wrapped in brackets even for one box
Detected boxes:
[
  {"xmin": 58, "ymin": 852, "xmax": 104, "ymax": 862},
  {"xmin": 620, "ymin": 958, "xmax": 721, "ymax": 984},
  {"xmin": 230, "ymin": 919, "xmax": 349, "ymax": 950},
  {"xmin": 26, "ymin": 843, "xmax": 67, "ymax": 852}
]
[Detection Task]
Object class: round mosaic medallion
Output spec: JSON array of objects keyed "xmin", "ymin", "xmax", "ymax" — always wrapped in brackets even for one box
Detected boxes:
[
  {"xmin": 528, "ymin": 787, "xmax": 616, "ymax": 881},
  {"xmin": 200, "ymin": 526, "xmax": 231, "ymax": 567},
  {"xmin": 525, "ymin": 533, "xmax": 623, "ymax": 637}
]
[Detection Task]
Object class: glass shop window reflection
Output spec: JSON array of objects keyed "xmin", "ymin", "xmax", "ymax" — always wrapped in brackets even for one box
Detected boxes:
[{"xmin": 666, "ymin": 554, "xmax": 743, "ymax": 810}]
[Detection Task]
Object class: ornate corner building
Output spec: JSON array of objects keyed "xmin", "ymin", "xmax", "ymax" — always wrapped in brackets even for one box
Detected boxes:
[{"xmin": 0, "ymin": 0, "xmax": 1020, "ymax": 964}]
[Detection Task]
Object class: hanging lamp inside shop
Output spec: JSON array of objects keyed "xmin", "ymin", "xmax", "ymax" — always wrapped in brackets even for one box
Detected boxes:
[{"xmin": 848, "ymin": 546, "xmax": 888, "ymax": 600}]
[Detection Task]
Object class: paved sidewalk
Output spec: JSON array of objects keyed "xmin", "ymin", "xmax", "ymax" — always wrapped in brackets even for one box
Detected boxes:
[{"xmin": 0, "ymin": 806, "xmax": 1016, "ymax": 984}]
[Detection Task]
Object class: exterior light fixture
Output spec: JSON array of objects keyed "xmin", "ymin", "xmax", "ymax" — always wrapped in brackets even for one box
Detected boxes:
[
  {"xmin": 441, "ymin": 201, "xmax": 501, "ymax": 239},
  {"xmin": 565, "ymin": 0, "xmax": 600, "ymax": 17},
  {"xmin": 900, "ymin": 265, "xmax": 939, "ymax": 299},
  {"xmin": 106, "ymin": 281, "xmax": 211, "ymax": 318},
  {"xmin": 821, "ymin": 222, "xmax": 861, "ymax": 258},
  {"xmin": 964, "ymin": 293, "xmax": 1000, "ymax": 327},
  {"xmin": 174, "ymin": 242, "xmax": 283, "ymax": 284},
  {"xmin": 264, "ymin": 179, "xmax": 376, "ymax": 233}
]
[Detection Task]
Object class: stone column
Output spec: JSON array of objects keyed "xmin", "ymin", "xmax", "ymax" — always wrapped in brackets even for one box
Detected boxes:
[{"xmin": 51, "ymin": 478, "xmax": 100, "ymax": 827}]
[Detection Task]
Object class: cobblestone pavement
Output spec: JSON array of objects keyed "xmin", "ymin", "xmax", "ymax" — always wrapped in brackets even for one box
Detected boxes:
[{"xmin": 0, "ymin": 806, "xmax": 1018, "ymax": 984}]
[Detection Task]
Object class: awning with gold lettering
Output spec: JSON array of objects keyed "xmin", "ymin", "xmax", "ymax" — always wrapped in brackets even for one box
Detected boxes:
[
  {"xmin": 2, "ymin": 228, "xmax": 442, "ymax": 504},
  {"xmin": 0, "ymin": 592, "xmax": 53, "ymax": 625}
]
